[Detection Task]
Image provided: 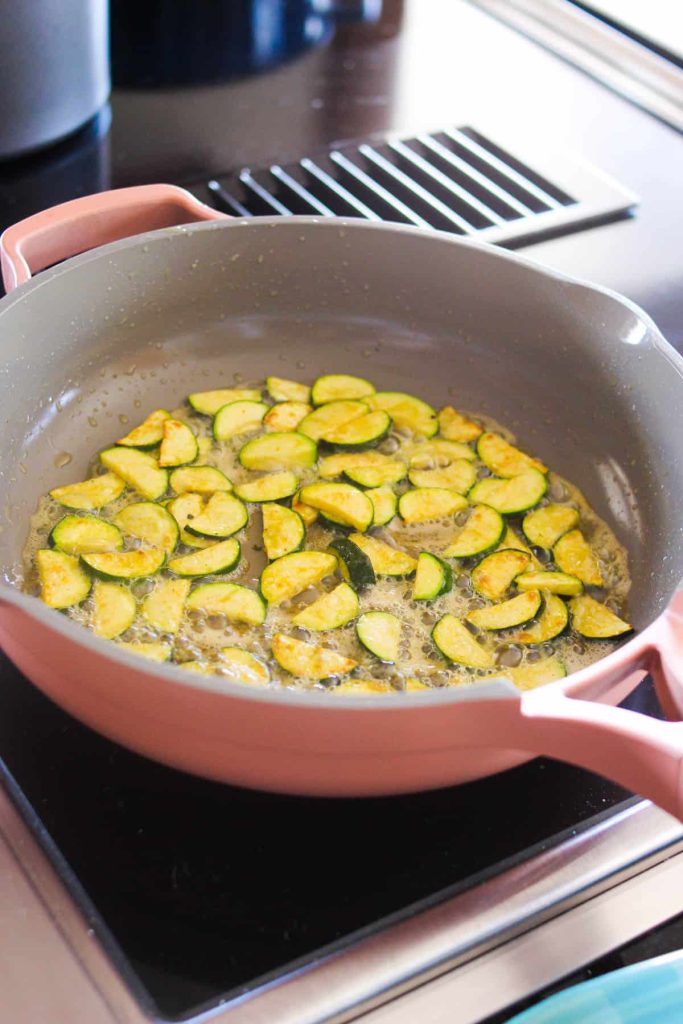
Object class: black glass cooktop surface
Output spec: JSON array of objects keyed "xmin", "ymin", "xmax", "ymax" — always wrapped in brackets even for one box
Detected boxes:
[{"xmin": 0, "ymin": 648, "xmax": 661, "ymax": 1020}]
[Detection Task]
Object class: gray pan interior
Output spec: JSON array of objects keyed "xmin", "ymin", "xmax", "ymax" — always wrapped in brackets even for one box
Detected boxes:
[{"xmin": 1, "ymin": 217, "xmax": 682, "ymax": 632}]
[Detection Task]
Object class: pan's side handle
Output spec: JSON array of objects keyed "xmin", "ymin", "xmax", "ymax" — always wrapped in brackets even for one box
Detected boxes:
[{"xmin": 0, "ymin": 184, "xmax": 228, "ymax": 292}]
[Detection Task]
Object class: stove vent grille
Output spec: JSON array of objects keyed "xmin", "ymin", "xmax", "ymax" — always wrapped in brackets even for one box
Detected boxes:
[{"xmin": 200, "ymin": 125, "xmax": 637, "ymax": 247}]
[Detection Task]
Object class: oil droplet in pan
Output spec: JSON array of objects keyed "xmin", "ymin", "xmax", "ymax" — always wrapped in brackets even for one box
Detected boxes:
[{"xmin": 54, "ymin": 452, "xmax": 73, "ymax": 468}]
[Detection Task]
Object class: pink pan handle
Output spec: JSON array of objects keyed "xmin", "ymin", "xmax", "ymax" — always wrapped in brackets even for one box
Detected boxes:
[{"xmin": 0, "ymin": 184, "xmax": 227, "ymax": 293}]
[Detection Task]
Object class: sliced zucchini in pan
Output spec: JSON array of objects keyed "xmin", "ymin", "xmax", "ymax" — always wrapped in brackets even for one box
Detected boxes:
[
  {"xmin": 405, "ymin": 438, "xmax": 476, "ymax": 465},
  {"xmin": 328, "ymin": 537, "xmax": 376, "ymax": 590},
  {"xmin": 298, "ymin": 400, "xmax": 368, "ymax": 441},
  {"xmin": 413, "ymin": 553, "xmax": 453, "ymax": 601},
  {"xmin": 321, "ymin": 410, "xmax": 391, "ymax": 451},
  {"xmin": 467, "ymin": 590, "xmax": 542, "ymax": 631},
  {"xmin": 81, "ymin": 547, "xmax": 166, "ymax": 581},
  {"xmin": 366, "ymin": 392, "xmax": 437, "ymax": 438},
  {"xmin": 299, "ymin": 482, "xmax": 374, "ymax": 532},
  {"xmin": 510, "ymin": 593, "xmax": 569, "ymax": 645},
  {"xmin": 180, "ymin": 661, "xmax": 216, "ymax": 675},
  {"xmin": 169, "ymin": 465, "xmax": 232, "ymax": 495},
  {"xmin": 213, "ymin": 400, "xmax": 269, "ymax": 440},
  {"xmin": 271, "ymin": 634, "xmax": 357, "ymax": 679},
  {"xmin": 219, "ymin": 647, "xmax": 271, "ymax": 685},
  {"xmin": 344, "ymin": 461, "xmax": 406, "ymax": 488},
  {"xmin": 184, "ymin": 492, "xmax": 248, "ymax": 539},
  {"xmin": 187, "ymin": 583, "xmax": 266, "ymax": 625},
  {"xmin": 357, "ymin": 611, "xmax": 401, "ymax": 662},
  {"xmin": 234, "ymin": 471, "xmax": 298, "ymax": 503},
  {"xmin": 239, "ymin": 432, "xmax": 317, "ymax": 471},
  {"xmin": 437, "ymin": 406, "xmax": 482, "ymax": 442},
  {"xmin": 522, "ymin": 504, "xmax": 579, "ymax": 550},
  {"xmin": 554, "ymin": 530, "xmax": 603, "ymax": 586},
  {"xmin": 311, "ymin": 374, "xmax": 375, "ymax": 405},
  {"xmin": 468, "ymin": 469, "xmax": 547, "ymax": 515},
  {"xmin": 332, "ymin": 679, "xmax": 394, "ymax": 695},
  {"xmin": 168, "ymin": 538, "xmax": 241, "ymax": 577},
  {"xmin": 497, "ymin": 525, "xmax": 540, "ymax": 566},
  {"xmin": 166, "ymin": 493, "xmax": 211, "ymax": 548},
  {"xmin": 292, "ymin": 582, "xmax": 359, "ymax": 630},
  {"xmin": 92, "ymin": 582, "xmax": 137, "ymax": 639},
  {"xmin": 432, "ymin": 614, "xmax": 494, "ymax": 668},
  {"xmin": 113, "ymin": 502, "xmax": 179, "ymax": 552},
  {"xmin": 117, "ymin": 408, "xmax": 170, "ymax": 448},
  {"xmin": 292, "ymin": 492, "xmax": 319, "ymax": 526},
  {"xmin": 477, "ymin": 433, "xmax": 547, "ymax": 477},
  {"xmin": 515, "ymin": 570, "xmax": 583, "ymax": 596},
  {"xmin": 407, "ymin": 459, "xmax": 476, "ymax": 494},
  {"xmin": 263, "ymin": 401, "xmax": 311, "ymax": 432},
  {"xmin": 398, "ymin": 488, "xmax": 467, "ymax": 524},
  {"xmin": 141, "ymin": 578, "xmax": 191, "ymax": 632},
  {"xmin": 50, "ymin": 472, "xmax": 125, "ymax": 510},
  {"xmin": 348, "ymin": 533, "xmax": 416, "ymax": 577},
  {"xmin": 569, "ymin": 595, "xmax": 632, "ymax": 638},
  {"xmin": 366, "ymin": 486, "xmax": 398, "ymax": 527},
  {"xmin": 319, "ymin": 450, "xmax": 398, "ymax": 480},
  {"xmin": 260, "ymin": 551, "xmax": 337, "ymax": 605},
  {"xmin": 49, "ymin": 515, "xmax": 123, "ymax": 556},
  {"xmin": 505, "ymin": 656, "xmax": 567, "ymax": 690},
  {"xmin": 158, "ymin": 419, "xmax": 198, "ymax": 467},
  {"xmin": 188, "ymin": 387, "xmax": 262, "ymax": 415},
  {"xmin": 471, "ymin": 549, "xmax": 530, "ymax": 601},
  {"xmin": 442, "ymin": 505, "xmax": 504, "ymax": 559},
  {"xmin": 116, "ymin": 641, "xmax": 172, "ymax": 662},
  {"xmin": 262, "ymin": 503, "xmax": 305, "ymax": 560},
  {"xmin": 36, "ymin": 549, "xmax": 91, "ymax": 608},
  {"xmin": 266, "ymin": 376, "xmax": 310, "ymax": 404},
  {"xmin": 100, "ymin": 448, "xmax": 168, "ymax": 501}
]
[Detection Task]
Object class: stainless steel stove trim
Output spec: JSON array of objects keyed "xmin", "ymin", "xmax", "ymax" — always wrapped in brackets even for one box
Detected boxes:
[
  {"xmin": 469, "ymin": 0, "xmax": 683, "ymax": 132},
  {"xmin": 2, "ymin": 785, "xmax": 683, "ymax": 1024}
]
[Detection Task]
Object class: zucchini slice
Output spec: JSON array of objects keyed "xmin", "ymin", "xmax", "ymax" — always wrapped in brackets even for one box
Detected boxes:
[
  {"xmin": 116, "ymin": 641, "xmax": 172, "ymax": 662},
  {"xmin": 292, "ymin": 582, "xmax": 359, "ymax": 630},
  {"xmin": 184, "ymin": 492, "xmax": 248, "ymax": 539},
  {"xmin": 407, "ymin": 459, "xmax": 476, "ymax": 494},
  {"xmin": 50, "ymin": 515, "xmax": 123, "ymax": 556},
  {"xmin": 213, "ymin": 400, "xmax": 269, "ymax": 441},
  {"xmin": 469, "ymin": 469, "xmax": 547, "ymax": 515},
  {"xmin": 432, "ymin": 614, "xmax": 494, "ymax": 668},
  {"xmin": 36, "ymin": 549, "xmax": 91, "ymax": 608},
  {"xmin": 113, "ymin": 502, "xmax": 179, "ymax": 552},
  {"xmin": 357, "ymin": 611, "xmax": 401, "ymax": 662},
  {"xmin": 367, "ymin": 486, "xmax": 398, "ymax": 527},
  {"xmin": 569, "ymin": 595, "xmax": 632, "ymax": 638},
  {"xmin": 437, "ymin": 406, "xmax": 482, "ymax": 442},
  {"xmin": 159, "ymin": 419, "xmax": 199, "ymax": 467},
  {"xmin": 471, "ymin": 549, "xmax": 530, "ymax": 601},
  {"xmin": 366, "ymin": 392, "xmax": 438, "ymax": 438},
  {"xmin": 332, "ymin": 679, "xmax": 394, "ymax": 695},
  {"xmin": 348, "ymin": 533, "xmax": 417, "ymax": 577},
  {"xmin": 188, "ymin": 387, "xmax": 262, "ymax": 416},
  {"xmin": 81, "ymin": 547, "xmax": 166, "ymax": 581},
  {"xmin": 92, "ymin": 582, "xmax": 137, "ymax": 639},
  {"xmin": 319, "ymin": 451, "xmax": 398, "ymax": 480},
  {"xmin": 344, "ymin": 461, "xmax": 406, "ymax": 488},
  {"xmin": 117, "ymin": 408, "xmax": 170, "ymax": 448},
  {"xmin": 511, "ymin": 593, "xmax": 569, "ymax": 645},
  {"xmin": 554, "ymin": 530, "xmax": 603, "ymax": 586},
  {"xmin": 166, "ymin": 492, "xmax": 212, "ymax": 548},
  {"xmin": 292, "ymin": 492, "xmax": 319, "ymax": 526},
  {"xmin": 311, "ymin": 373, "xmax": 376, "ymax": 405},
  {"xmin": 496, "ymin": 525, "xmax": 541, "ymax": 567},
  {"xmin": 298, "ymin": 400, "xmax": 369, "ymax": 441},
  {"xmin": 467, "ymin": 590, "xmax": 542, "ymax": 631},
  {"xmin": 262, "ymin": 503, "xmax": 305, "ymax": 560},
  {"xmin": 477, "ymin": 433, "xmax": 547, "ymax": 477},
  {"xmin": 505, "ymin": 656, "xmax": 567, "ymax": 690},
  {"xmin": 321, "ymin": 410, "xmax": 391, "ymax": 451},
  {"xmin": 328, "ymin": 537, "xmax": 376, "ymax": 590},
  {"xmin": 442, "ymin": 504, "xmax": 505, "ymax": 559},
  {"xmin": 522, "ymin": 504, "xmax": 579, "ymax": 550},
  {"xmin": 271, "ymin": 634, "xmax": 357, "ymax": 679},
  {"xmin": 263, "ymin": 401, "xmax": 311, "ymax": 433},
  {"xmin": 266, "ymin": 376, "xmax": 310, "ymax": 404},
  {"xmin": 169, "ymin": 466, "xmax": 232, "ymax": 495},
  {"xmin": 100, "ymin": 448, "xmax": 168, "ymax": 501},
  {"xmin": 180, "ymin": 661, "xmax": 216, "ymax": 675},
  {"xmin": 186, "ymin": 583, "xmax": 266, "ymax": 625},
  {"xmin": 405, "ymin": 438, "xmax": 476, "ymax": 464},
  {"xmin": 239, "ymin": 432, "xmax": 317, "ymax": 471},
  {"xmin": 234, "ymin": 470, "xmax": 298, "ymax": 504},
  {"xmin": 50, "ymin": 472, "xmax": 125, "ymax": 511},
  {"xmin": 218, "ymin": 647, "xmax": 271, "ymax": 685},
  {"xmin": 398, "ymin": 488, "xmax": 467, "ymax": 524},
  {"xmin": 299, "ymin": 482, "xmax": 374, "ymax": 533},
  {"xmin": 141, "ymin": 578, "xmax": 191, "ymax": 632},
  {"xmin": 413, "ymin": 553, "xmax": 453, "ymax": 600},
  {"xmin": 260, "ymin": 551, "xmax": 337, "ymax": 605},
  {"xmin": 515, "ymin": 570, "xmax": 583, "ymax": 596},
  {"xmin": 168, "ymin": 538, "xmax": 241, "ymax": 577}
]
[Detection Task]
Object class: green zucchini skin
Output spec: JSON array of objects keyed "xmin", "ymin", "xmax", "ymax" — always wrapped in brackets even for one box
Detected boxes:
[
  {"xmin": 413, "ymin": 553, "xmax": 453, "ymax": 601},
  {"xmin": 328, "ymin": 537, "xmax": 376, "ymax": 591}
]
